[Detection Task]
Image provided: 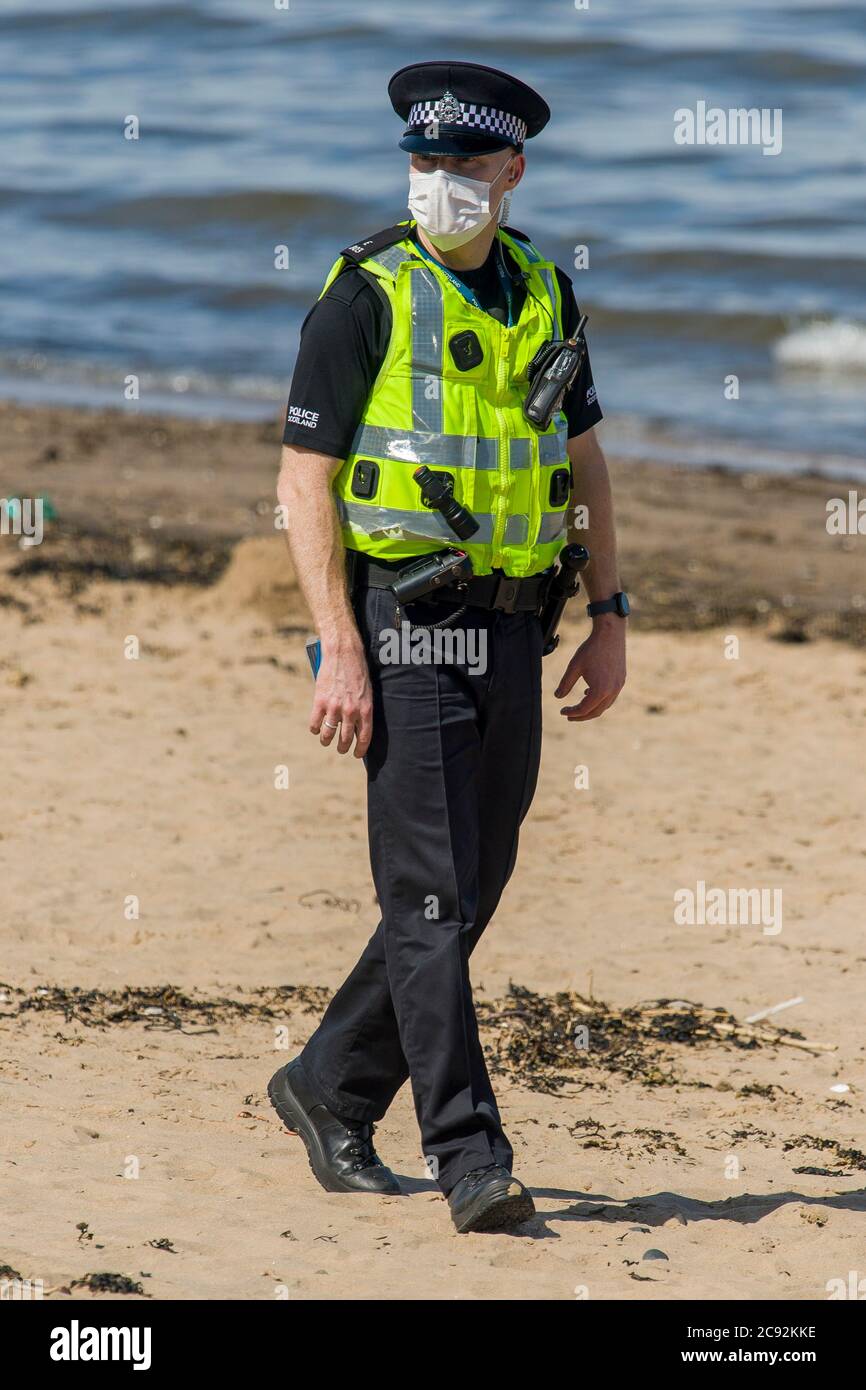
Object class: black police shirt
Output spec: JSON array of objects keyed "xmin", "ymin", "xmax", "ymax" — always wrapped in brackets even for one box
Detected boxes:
[{"xmin": 283, "ymin": 226, "xmax": 602, "ymax": 459}]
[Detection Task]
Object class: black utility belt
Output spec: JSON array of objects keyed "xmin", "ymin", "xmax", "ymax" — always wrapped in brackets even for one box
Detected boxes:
[{"xmin": 349, "ymin": 551, "xmax": 553, "ymax": 615}]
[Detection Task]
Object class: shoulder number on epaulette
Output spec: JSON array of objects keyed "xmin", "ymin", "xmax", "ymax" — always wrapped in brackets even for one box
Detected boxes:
[{"xmin": 340, "ymin": 223, "xmax": 410, "ymax": 263}]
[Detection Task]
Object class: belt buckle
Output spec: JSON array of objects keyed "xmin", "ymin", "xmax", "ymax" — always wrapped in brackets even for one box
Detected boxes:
[{"xmin": 493, "ymin": 574, "xmax": 520, "ymax": 613}]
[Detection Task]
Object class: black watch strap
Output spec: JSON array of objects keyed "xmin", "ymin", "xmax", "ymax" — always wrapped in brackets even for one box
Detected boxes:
[{"xmin": 586, "ymin": 591, "xmax": 630, "ymax": 618}]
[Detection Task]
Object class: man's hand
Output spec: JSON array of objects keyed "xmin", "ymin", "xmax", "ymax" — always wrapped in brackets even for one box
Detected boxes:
[
  {"xmin": 554, "ymin": 616, "xmax": 626, "ymax": 721},
  {"xmin": 310, "ymin": 637, "xmax": 373, "ymax": 757}
]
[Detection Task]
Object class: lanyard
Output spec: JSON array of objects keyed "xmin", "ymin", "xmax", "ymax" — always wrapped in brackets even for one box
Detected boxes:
[{"xmin": 412, "ymin": 236, "xmax": 515, "ymax": 328}]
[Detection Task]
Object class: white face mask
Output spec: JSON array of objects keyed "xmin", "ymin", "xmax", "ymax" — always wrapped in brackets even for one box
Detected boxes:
[{"xmin": 407, "ymin": 157, "xmax": 514, "ymax": 251}]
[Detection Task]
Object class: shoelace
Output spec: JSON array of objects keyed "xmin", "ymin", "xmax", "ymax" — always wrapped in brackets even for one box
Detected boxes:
[
  {"xmin": 459, "ymin": 1164, "xmax": 501, "ymax": 1190},
  {"xmin": 345, "ymin": 1123, "xmax": 380, "ymax": 1171}
]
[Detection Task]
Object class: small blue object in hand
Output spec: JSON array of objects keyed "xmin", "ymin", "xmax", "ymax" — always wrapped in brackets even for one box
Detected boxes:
[{"xmin": 305, "ymin": 638, "xmax": 322, "ymax": 678}]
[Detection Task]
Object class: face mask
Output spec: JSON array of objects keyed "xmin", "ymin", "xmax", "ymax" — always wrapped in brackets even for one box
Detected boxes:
[{"xmin": 407, "ymin": 157, "xmax": 514, "ymax": 251}]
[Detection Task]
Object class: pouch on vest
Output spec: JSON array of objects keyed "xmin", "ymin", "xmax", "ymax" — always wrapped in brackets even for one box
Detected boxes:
[
  {"xmin": 549, "ymin": 468, "xmax": 571, "ymax": 508},
  {"xmin": 351, "ymin": 460, "xmax": 380, "ymax": 499}
]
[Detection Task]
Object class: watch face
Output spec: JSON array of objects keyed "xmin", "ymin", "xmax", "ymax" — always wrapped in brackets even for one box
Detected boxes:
[{"xmin": 617, "ymin": 592, "xmax": 630, "ymax": 616}]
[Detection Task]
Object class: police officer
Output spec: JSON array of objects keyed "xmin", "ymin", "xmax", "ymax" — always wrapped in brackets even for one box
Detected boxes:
[{"xmin": 270, "ymin": 60, "xmax": 628, "ymax": 1234}]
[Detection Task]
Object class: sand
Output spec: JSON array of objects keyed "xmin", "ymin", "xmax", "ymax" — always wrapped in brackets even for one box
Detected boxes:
[{"xmin": 1, "ymin": 403, "xmax": 864, "ymax": 1301}]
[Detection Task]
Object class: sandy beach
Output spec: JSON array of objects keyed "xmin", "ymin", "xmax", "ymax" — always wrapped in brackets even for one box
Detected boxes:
[{"xmin": 1, "ymin": 402, "xmax": 864, "ymax": 1302}]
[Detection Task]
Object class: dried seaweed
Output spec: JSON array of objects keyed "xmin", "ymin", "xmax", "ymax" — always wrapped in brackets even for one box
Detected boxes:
[
  {"xmin": 69, "ymin": 1272, "xmax": 148, "ymax": 1296},
  {"xmin": 0, "ymin": 982, "xmax": 330, "ymax": 1033},
  {"xmin": 783, "ymin": 1135, "xmax": 866, "ymax": 1172},
  {"xmin": 1, "ymin": 981, "xmax": 831, "ymax": 1093}
]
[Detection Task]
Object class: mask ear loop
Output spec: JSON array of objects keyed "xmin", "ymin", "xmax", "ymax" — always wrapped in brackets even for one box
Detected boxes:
[{"xmin": 496, "ymin": 152, "xmax": 517, "ymax": 225}]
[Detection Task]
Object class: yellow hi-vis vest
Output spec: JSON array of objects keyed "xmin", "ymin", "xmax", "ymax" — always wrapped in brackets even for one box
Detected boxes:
[{"xmin": 323, "ymin": 222, "xmax": 572, "ymax": 579}]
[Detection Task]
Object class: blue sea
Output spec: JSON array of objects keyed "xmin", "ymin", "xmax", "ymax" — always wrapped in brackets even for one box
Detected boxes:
[{"xmin": 1, "ymin": 0, "xmax": 865, "ymax": 475}]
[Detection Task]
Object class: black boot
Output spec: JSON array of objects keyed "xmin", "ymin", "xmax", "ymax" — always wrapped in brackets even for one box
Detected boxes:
[
  {"xmin": 268, "ymin": 1059, "xmax": 401, "ymax": 1195},
  {"xmin": 447, "ymin": 1164, "xmax": 535, "ymax": 1233}
]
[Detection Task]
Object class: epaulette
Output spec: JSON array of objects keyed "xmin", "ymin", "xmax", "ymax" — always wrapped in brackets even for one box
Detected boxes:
[{"xmin": 339, "ymin": 224, "xmax": 411, "ymax": 264}]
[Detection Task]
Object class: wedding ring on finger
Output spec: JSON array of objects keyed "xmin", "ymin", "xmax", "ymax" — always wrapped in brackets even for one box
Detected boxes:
[{"xmin": 323, "ymin": 718, "xmax": 340, "ymax": 729}]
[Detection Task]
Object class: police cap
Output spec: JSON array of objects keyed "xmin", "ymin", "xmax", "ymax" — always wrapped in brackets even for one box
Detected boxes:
[{"xmin": 389, "ymin": 60, "xmax": 550, "ymax": 156}]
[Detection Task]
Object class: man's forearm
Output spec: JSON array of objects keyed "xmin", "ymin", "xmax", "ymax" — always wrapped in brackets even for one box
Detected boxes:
[
  {"xmin": 567, "ymin": 428, "xmax": 621, "ymax": 607},
  {"xmin": 276, "ymin": 444, "xmax": 359, "ymax": 652}
]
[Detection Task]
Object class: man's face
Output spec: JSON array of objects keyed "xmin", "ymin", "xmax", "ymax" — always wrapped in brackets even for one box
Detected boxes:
[{"xmin": 409, "ymin": 148, "xmax": 524, "ymax": 211}]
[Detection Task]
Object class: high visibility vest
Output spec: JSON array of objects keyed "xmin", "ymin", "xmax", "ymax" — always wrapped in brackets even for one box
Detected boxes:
[{"xmin": 324, "ymin": 221, "xmax": 572, "ymax": 579}]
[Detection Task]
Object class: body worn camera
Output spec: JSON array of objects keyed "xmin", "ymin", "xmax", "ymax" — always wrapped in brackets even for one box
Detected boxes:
[
  {"xmin": 413, "ymin": 465, "xmax": 479, "ymax": 540},
  {"xmin": 389, "ymin": 467, "xmax": 478, "ymax": 604},
  {"xmin": 523, "ymin": 313, "xmax": 589, "ymax": 430}
]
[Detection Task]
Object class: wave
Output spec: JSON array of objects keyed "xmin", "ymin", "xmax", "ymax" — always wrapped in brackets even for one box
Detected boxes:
[
  {"xmin": 601, "ymin": 412, "xmax": 866, "ymax": 482},
  {"xmin": 62, "ymin": 188, "xmax": 353, "ymax": 230},
  {"xmin": 0, "ymin": 353, "xmax": 285, "ymax": 403},
  {"xmin": 773, "ymin": 319, "xmax": 866, "ymax": 372},
  {"xmin": 588, "ymin": 304, "xmax": 790, "ymax": 346},
  {"xmin": 490, "ymin": 34, "xmax": 866, "ymax": 80},
  {"xmin": 0, "ymin": 3, "xmax": 248, "ymax": 35}
]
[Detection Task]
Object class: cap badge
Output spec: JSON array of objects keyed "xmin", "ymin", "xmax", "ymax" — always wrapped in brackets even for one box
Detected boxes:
[{"xmin": 436, "ymin": 90, "xmax": 463, "ymax": 124}]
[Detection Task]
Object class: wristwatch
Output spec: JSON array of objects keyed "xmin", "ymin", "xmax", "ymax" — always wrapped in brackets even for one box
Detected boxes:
[{"xmin": 586, "ymin": 592, "xmax": 630, "ymax": 618}]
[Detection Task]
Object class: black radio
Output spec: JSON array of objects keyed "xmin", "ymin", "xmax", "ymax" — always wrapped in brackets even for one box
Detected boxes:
[{"xmin": 523, "ymin": 314, "xmax": 589, "ymax": 430}]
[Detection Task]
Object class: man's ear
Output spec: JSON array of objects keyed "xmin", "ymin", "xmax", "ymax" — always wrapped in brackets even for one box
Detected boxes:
[{"xmin": 508, "ymin": 152, "xmax": 526, "ymax": 187}]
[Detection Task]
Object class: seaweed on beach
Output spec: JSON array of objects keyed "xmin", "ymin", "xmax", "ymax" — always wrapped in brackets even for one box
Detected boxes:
[
  {"xmin": 70, "ymin": 1272, "xmax": 148, "ymax": 1297},
  {"xmin": 1, "ymin": 980, "xmax": 832, "ymax": 1094},
  {"xmin": 6, "ymin": 513, "xmax": 866, "ymax": 646},
  {"xmin": 566, "ymin": 1119, "xmax": 689, "ymax": 1159},
  {"xmin": 0, "ymin": 982, "xmax": 331, "ymax": 1033},
  {"xmin": 8, "ymin": 524, "xmax": 232, "ymax": 589},
  {"xmin": 783, "ymin": 1134, "xmax": 866, "ymax": 1172},
  {"xmin": 475, "ymin": 984, "xmax": 830, "ymax": 1094}
]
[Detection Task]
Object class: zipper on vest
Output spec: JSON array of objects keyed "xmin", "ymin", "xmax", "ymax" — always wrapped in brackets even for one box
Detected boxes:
[{"xmin": 491, "ymin": 331, "xmax": 510, "ymax": 567}]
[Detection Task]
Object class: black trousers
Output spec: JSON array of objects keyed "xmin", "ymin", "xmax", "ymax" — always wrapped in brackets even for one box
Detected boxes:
[{"xmin": 300, "ymin": 584, "xmax": 543, "ymax": 1196}]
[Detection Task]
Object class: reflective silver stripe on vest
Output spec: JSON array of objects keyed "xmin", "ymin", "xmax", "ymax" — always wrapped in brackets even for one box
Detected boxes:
[
  {"xmin": 351, "ymin": 424, "xmax": 500, "ymax": 470},
  {"xmin": 410, "ymin": 267, "xmax": 444, "ymax": 433},
  {"xmin": 538, "ymin": 424, "xmax": 569, "ymax": 465},
  {"xmin": 336, "ymin": 498, "xmax": 495, "ymax": 545},
  {"xmin": 348, "ymin": 429, "xmax": 529, "ymax": 472},
  {"xmin": 376, "ymin": 244, "xmax": 413, "ymax": 276},
  {"xmin": 475, "ymin": 436, "xmax": 499, "ymax": 470},
  {"xmin": 503, "ymin": 514, "xmax": 529, "ymax": 545},
  {"xmin": 509, "ymin": 438, "xmax": 531, "ymax": 470},
  {"xmin": 537, "ymin": 512, "xmax": 568, "ymax": 544}
]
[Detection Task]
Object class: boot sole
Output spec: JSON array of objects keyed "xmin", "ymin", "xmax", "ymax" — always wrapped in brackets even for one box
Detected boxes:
[
  {"xmin": 453, "ymin": 1183, "xmax": 536, "ymax": 1234},
  {"xmin": 267, "ymin": 1065, "xmax": 399, "ymax": 1195}
]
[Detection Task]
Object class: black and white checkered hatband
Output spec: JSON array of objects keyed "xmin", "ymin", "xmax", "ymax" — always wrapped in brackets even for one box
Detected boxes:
[{"xmin": 407, "ymin": 92, "xmax": 528, "ymax": 146}]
